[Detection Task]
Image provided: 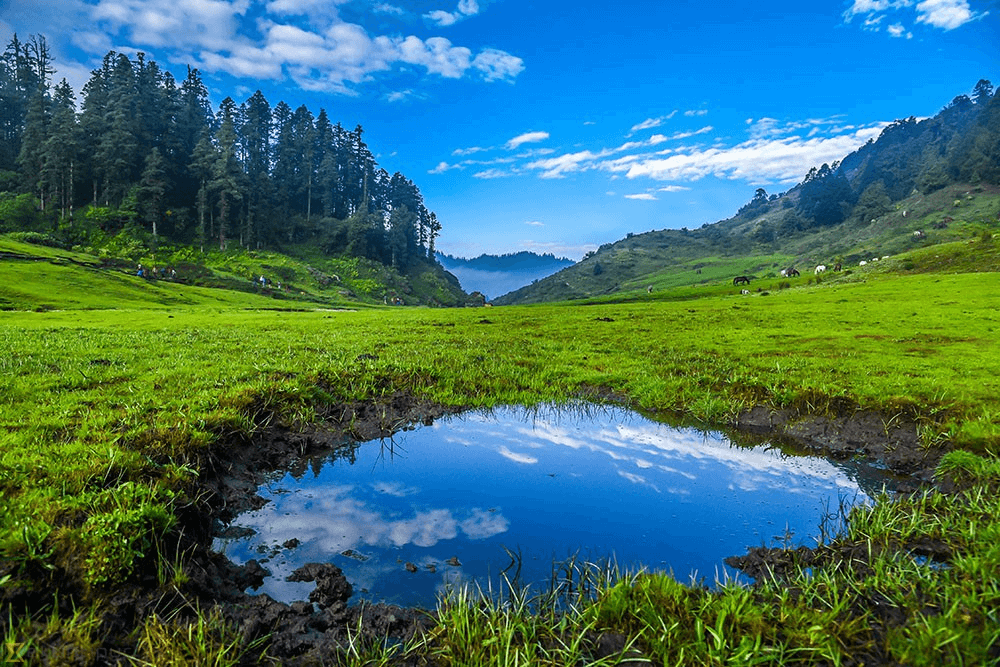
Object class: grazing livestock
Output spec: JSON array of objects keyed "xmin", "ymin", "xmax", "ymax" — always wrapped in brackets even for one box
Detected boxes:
[
  {"xmin": 833, "ymin": 263, "xmax": 842, "ymax": 272},
  {"xmin": 859, "ymin": 260, "xmax": 868, "ymax": 266},
  {"xmin": 815, "ymin": 265, "xmax": 827, "ymax": 275},
  {"xmin": 787, "ymin": 268, "xmax": 800, "ymax": 277},
  {"xmin": 740, "ymin": 289, "xmax": 750, "ymax": 295},
  {"xmin": 780, "ymin": 269, "xmax": 787, "ymax": 277},
  {"xmin": 733, "ymin": 276, "xmax": 751, "ymax": 286}
]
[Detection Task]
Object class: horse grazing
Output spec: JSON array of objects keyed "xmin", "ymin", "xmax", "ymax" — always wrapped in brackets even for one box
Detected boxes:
[
  {"xmin": 787, "ymin": 268, "xmax": 800, "ymax": 277},
  {"xmin": 815, "ymin": 265, "xmax": 827, "ymax": 275},
  {"xmin": 733, "ymin": 276, "xmax": 751, "ymax": 286}
]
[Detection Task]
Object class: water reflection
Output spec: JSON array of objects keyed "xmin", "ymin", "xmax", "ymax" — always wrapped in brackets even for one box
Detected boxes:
[{"xmin": 215, "ymin": 406, "xmax": 901, "ymax": 607}]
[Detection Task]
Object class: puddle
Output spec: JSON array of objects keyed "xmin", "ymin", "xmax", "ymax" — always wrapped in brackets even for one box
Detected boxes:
[{"xmin": 214, "ymin": 406, "xmax": 902, "ymax": 608}]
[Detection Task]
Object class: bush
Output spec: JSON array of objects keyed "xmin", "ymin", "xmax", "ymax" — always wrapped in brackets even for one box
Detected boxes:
[
  {"xmin": 5, "ymin": 231, "xmax": 64, "ymax": 248},
  {"xmin": 0, "ymin": 193, "xmax": 42, "ymax": 232}
]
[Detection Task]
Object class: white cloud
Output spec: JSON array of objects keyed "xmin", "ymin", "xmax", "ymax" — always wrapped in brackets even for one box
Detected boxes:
[
  {"xmin": 453, "ymin": 145, "xmax": 491, "ymax": 156},
  {"xmin": 915, "ymin": 0, "xmax": 981, "ymax": 29},
  {"xmin": 844, "ymin": 0, "xmax": 983, "ymax": 31},
  {"xmin": 657, "ymin": 185, "xmax": 691, "ymax": 192},
  {"xmin": 429, "ymin": 161, "xmax": 463, "ymax": 174},
  {"xmin": 473, "ymin": 168, "xmax": 515, "ymax": 179},
  {"xmin": 887, "ymin": 22, "xmax": 914, "ymax": 37},
  {"xmin": 506, "ymin": 131, "xmax": 550, "ymax": 150},
  {"xmin": 374, "ymin": 3, "xmax": 404, "ymax": 14},
  {"xmin": 28, "ymin": 0, "xmax": 523, "ymax": 97},
  {"xmin": 425, "ymin": 9, "xmax": 459, "ymax": 26},
  {"xmin": 625, "ymin": 193, "xmax": 658, "ymax": 201},
  {"xmin": 386, "ymin": 89, "xmax": 415, "ymax": 102},
  {"xmin": 630, "ymin": 111, "xmax": 677, "ymax": 133},
  {"xmin": 398, "ymin": 35, "xmax": 471, "ymax": 78},
  {"xmin": 524, "ymin": 220, "xmax": 544, "ymax": 226},
  {"xmin": 669, "ymin": 125, "xmax": 714, "ymax": 141},
  {"xmin": 526, "ymin": 149, "xmax": 606, "ymax": 178},
  {"xmin": 843, "ymin": 0, "xmax": 914, "ymax": 22},
  {"xmin": 473, "ymin": 48, "xmax": 525, "ymax": 81},
  {"xmin": 684, "ymin": 109, "xmax": 708, "ymax": 117},
  {"xmin": 621, "ymin": 124, "xmax": 887, "ymax": 184},
  {"xmin": 425, "ymin": 0, "xmax": 481, "ymax": 26}
]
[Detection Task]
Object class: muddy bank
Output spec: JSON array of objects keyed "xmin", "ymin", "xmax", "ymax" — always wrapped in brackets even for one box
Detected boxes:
[
  {"xmin": 192, "ymin": 393, "xmax": 462, "ymax": 664},
  {"xmin": 733, "ymin": 404, "xmax": 942, "ymax": 482}
]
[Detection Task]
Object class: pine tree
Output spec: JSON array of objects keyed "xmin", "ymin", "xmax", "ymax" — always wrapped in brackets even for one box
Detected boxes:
[
  {"xmin": 15, "ymin": 82, "xmax": 49, "ymax": 206},
  {"xmin": 137, "ymin": 147, "xmax": 169, "ymax": 243},
  {"xmin": 210, "ymin": 97, "xmax": 244, "ymax": 250},
  {"xmin": 40, "ymin": 79, "xmax": 79, "ymax": 221},
  {"xmin": 238, "ymin": 91, "xmax": 272, "ymax": 248}
]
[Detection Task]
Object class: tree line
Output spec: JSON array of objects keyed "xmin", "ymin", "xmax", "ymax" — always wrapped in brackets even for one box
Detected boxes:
[
  {"xmin": 0, "ymin": 34, "xmax": 441, "ymax": 270},
  {"xmin": 791, "ymin": 79, "xmax": 998, "ymax": 233},
  {"xmin": 739, "ymin": 79, "xmax": 999, "ymax": 244}
]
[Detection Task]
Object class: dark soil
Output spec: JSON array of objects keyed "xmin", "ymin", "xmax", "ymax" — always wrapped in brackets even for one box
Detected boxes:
[{"xmin": 733, "ymin": 404, "xmax": 942, "ymax": 481}]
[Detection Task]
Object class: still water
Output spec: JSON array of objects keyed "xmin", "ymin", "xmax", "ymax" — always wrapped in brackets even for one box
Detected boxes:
[{"xmin": 215, "ymin": 406, "xmax": 898, "ymax": 608}]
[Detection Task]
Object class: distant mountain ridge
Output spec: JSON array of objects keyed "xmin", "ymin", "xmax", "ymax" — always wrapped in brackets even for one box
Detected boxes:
[
  {"xmin": 436, "ymin": 251, "xmax": 575, "ymax": 300},
  {"xmin": 496, "ymin": 80, "xmax": 999, "ymax": 305}
]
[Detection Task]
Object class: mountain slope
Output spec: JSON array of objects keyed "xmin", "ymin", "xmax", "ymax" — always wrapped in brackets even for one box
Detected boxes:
[{"xmin": 498, "ymin": 82, "xmax": 1000, "ymax": 305}]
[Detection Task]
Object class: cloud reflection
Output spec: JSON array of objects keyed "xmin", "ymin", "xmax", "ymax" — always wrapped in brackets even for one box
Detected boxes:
[
  {"xmin": 467, "ymin": 410, "xmax": 860, "ymax": 494},
  {"xmin": 497, "ymin": 446, "xmax": 539, "ymax": 464},
  {"xmin": 228, "ymin": 485, "xmax": 509, "ymax": 556}
]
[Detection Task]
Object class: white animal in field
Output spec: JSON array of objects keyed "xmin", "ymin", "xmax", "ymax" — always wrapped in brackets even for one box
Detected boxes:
[
  {"xmin": 815, "ymin": 265, "xmax": 827, "ymax": 275},
  {"xmin": 741, "ymin": 289, "xmax": 750, "ymax": 295},
  {"xmin": 859, "ymin": 260, "xmax": 868, "ymax": 266},
  {"xmin": 780, "ymin": 269, "xmax": 787, "ymax": 277}
]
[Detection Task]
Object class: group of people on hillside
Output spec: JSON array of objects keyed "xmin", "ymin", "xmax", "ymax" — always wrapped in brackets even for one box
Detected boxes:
[{"xmin": 136, "ymin": 264, "xmax": 177, "ymax": 280}]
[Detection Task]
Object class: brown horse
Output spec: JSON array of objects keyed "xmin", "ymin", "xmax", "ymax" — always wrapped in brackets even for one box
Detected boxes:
[{"xmin": 733, "ymin": 276, "xmax": 751, "ymax": 286}]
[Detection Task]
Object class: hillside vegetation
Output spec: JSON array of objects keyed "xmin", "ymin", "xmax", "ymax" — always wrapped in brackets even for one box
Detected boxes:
[
  {"xmin": 0, "ymin": 234, "xmax": 467, "ymax": 310},
  {"xmin": 498, "ymin": 80, "xmax": 999, "ymax": 305}
]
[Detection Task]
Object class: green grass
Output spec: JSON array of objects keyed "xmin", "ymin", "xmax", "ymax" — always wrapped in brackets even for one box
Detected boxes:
[{"xmin": 2, "ymin": 234, "xmax": 1000, "ymax": 664}]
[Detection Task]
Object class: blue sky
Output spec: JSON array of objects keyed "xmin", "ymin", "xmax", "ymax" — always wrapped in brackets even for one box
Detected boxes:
[{"xmin": 2, "ymin": 0, "xmax": 996, "ymax": 259}]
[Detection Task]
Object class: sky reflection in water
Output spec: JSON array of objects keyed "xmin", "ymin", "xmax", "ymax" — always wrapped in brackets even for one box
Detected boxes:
[{"xmin": 214, "ymin": 406, "xmax": 898, "ymax": 608}]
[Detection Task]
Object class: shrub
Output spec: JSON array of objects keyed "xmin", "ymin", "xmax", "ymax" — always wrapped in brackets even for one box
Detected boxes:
[{"xmin": 5, "ymin": 231, "xmax": 64, "ymax": 248}]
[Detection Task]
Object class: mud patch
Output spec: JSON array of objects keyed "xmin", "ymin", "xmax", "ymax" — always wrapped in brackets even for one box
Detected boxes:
[{"xmin": 733, "ymin": 405, "xmax": 941, "ymax": 482}]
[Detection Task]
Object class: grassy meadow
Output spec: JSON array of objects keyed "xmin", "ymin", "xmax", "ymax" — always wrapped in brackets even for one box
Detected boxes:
[{"xmin": 2, "ymin": 233, "xmax": 1000, "ymax": 664}]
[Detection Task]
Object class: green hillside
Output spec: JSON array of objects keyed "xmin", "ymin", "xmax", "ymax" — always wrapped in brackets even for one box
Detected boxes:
[{"xmin": 0, "ymin": 235, "xmax": 467, "ymax": 311}]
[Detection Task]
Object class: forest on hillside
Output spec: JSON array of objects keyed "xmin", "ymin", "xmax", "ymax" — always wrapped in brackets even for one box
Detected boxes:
[
  {"xmin": 0, "ymin": 34, "xmax": 441, "ymax": 271},
  {"xmin": 743, "ymin": 79, "xmax": 999, "ymax": 243}
]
